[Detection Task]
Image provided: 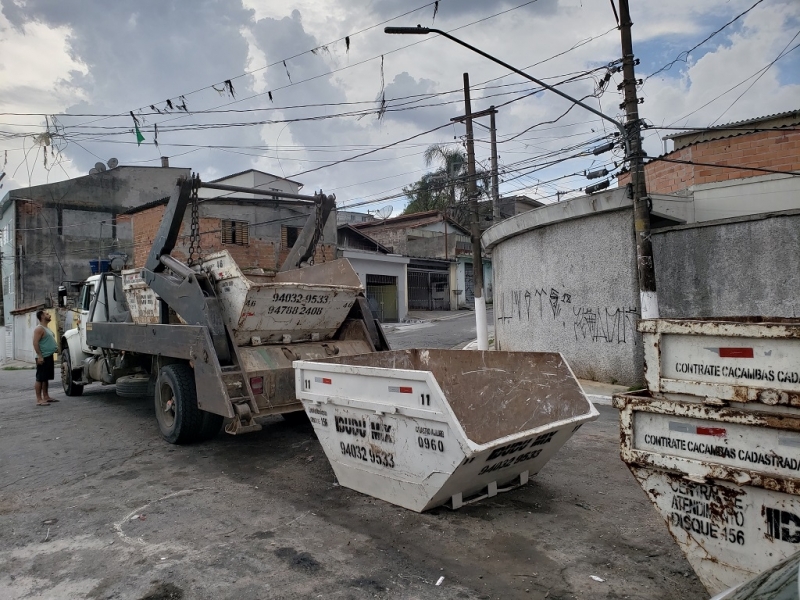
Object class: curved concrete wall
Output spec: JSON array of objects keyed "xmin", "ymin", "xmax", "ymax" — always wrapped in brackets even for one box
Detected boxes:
[{"xmin": 490, "ymin": 202, "xmax": 643, "ymax": 386}]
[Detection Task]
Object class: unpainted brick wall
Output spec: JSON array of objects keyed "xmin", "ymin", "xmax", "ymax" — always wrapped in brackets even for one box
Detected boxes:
[
  {"xmin": 618, "ymin": 128, "xmax": 800, "ymax": 194},
  {"xmin": 124, "ymin": 205, "xmax": 335, "ymax": 270}
]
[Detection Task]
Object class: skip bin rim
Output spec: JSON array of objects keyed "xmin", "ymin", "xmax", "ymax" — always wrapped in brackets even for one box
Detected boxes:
[
  {"xmin": 615, "ymin": 391, "xmax": 800, "ymax": 496},
  {"xmin": 294, "ymin": 353, "xmax": 599, "ymax": 452}
]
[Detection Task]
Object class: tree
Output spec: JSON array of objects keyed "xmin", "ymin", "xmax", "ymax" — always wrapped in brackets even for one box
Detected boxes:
[{"xmin": 402, "ymin": 144, "xmax": 489, "ymax": 230}]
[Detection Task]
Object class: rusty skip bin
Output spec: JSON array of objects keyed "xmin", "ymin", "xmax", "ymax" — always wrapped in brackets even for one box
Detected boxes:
[
  {"xmin": 294, "ymin": 349, "xmax": 598, "ymax": 512},
  {"xmin": 616, "ymin": 316, "xmax": 800, "ymax": 596},
  {"xmin": 640, "ymin": 317, "xmax": 800, "ymax": 406}
]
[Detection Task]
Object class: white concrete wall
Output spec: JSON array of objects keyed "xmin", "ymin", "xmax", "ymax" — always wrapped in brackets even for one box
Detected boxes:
[
  {"xmin": 200, "ymin": 171, "xmax": 301, "ymax": 200},
  {"xmin": 340, "ymin": 251, "xmax": 409, "ymax": 322},
  {"xmin": 490, "ymin": 207, "xmax": 642, "ymax": 385},
  {"xmin": 692, "ymin": 174, "xmax": 800, "ymax": 222}
]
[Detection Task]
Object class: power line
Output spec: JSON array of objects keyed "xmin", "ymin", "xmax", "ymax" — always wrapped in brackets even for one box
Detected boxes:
[
  {"xmin": 708, "ymin": 32, "xmax": 800, "ymax": 127},
  {"xmin": 644, "ymin": 0, "xmax": 766, "ymax": 82},
  {"xmin": 646, "ymin": 156, "xmax": 800, "ymax": 177}
]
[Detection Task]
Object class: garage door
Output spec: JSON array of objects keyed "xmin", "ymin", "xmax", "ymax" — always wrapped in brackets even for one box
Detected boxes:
[
  {"xmin": 408, "ymin": 269, "xmax": 450, "ymax": 311},
  {"xmin": 366, "ymin": 274, "xmax": 398, "ymax": 323}
]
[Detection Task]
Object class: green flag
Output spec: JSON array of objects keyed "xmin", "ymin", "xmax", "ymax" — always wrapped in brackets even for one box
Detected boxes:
[{"xmin": 130, "ymin": 111, "xmax": 145, "ymax": 146}]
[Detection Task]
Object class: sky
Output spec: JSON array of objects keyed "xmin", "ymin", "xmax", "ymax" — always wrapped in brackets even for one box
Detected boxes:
[{"xmin": 0, "ymin": 0, "xmax": 798, "ymax": 216}]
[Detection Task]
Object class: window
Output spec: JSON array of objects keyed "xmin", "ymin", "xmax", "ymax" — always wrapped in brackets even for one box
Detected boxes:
[
  {"xmin": 221, "ymin": 220, "xmax": 250, "ymax": 246},
  {"xmin": 79, "ymin": 283, "xmax": 94, "ymax": 311},
  {"xmin": 282, "ymin": 225, "xmax": 301, "ymax": 249},
  {"xmin": 270, "ymin": 187, "xmax": 282, "ymax": 200},
  {"xmin": 0, "ymin": 223, "xmax": 10, "ymax": 246},
  {"xmin": 2, "ymin": 275, "xmax": 11, "ymax": 295}
]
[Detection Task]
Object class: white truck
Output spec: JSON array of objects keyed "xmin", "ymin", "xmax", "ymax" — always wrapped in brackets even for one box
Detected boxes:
[{"xmin": 60, "ymin": 175, "xmax": 390, "ymax": 444}]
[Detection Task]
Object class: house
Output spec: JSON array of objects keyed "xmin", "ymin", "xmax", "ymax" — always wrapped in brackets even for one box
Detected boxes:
[
  {"xmin": 477, "ymin": 195, "xmax": 545, "ymax": 231},
  {"xmin": 0, "ymin": 164, "xmax": 190, "ymax": 327},
  {"xmin": 123, "ymin": 169, "xmax": 337, "ymax": 272},
  {"xmin": 337, "ymin": 210, "xmax": 376, "ymax": 226},
  {"xmin": 486, "ymin": 110, "xmax": 800, "ymax": 386},
  {"xmin": 618, "ymin": 109, "xmax": 800, "ymax": 222},
  {"xmin": 353, "ymin": 210, "xmax": 492, "ymax": 310},
  {"xmin": 199, "ymin": 169, "xmax": 304, "ymax": 200},
  {"xmin": 337, "ymin": 225, "xmax": 409, "ymax": 323}
]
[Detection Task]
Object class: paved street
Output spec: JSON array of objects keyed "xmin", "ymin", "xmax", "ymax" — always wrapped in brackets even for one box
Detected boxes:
[
  {"xmin": 384, "ymin": 310, "xmax": 494, "ymax": 350},
  {"xmin": 0, "ymin": 358, "xmax": 706, "ymax": 600}
]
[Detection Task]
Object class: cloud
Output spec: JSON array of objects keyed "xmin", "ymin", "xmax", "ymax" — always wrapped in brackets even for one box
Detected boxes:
[{"xmin": 0, "ymin": 0, "xmax": 797, "ymax": 210}]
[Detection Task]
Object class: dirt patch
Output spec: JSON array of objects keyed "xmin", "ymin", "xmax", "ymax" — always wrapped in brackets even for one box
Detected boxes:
[{"xmin": 137, "ymin": 582, "xmax": 184, "ymax": 600}]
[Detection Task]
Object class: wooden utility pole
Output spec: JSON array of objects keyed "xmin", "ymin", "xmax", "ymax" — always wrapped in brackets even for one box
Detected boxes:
[
  {"xmin": 618, "ymin": 0, "xmax": 658, "ymax": 319},
  {"xmin": 461, "ymin": 73, "xmax": 489, "ymax": 350},
  {"xmin": 490, "ymin": 106, "xmax": 500, "ymax": 221}
]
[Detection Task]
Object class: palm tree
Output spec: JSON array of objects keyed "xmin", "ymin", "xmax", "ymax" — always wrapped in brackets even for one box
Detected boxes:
[{"xmin": 402, "ymin": 144, "xmax": 489, "ymax": 229}]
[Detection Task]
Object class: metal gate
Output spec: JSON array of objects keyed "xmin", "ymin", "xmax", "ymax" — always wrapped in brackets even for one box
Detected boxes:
[
  {"xmin": 464, "ymin": 263, "xmax": 474, "ymax": 306},
  {"xmin": 365, "ymin": 274, "xmax": 398, "ymax": 323},
  {"xmin": 408, "ymin": 269, "xmax": 450, "ymax": 311}
]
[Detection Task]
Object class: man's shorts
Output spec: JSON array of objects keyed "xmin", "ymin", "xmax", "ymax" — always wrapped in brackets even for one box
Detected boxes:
[{"xmin": 36, "ymin": 355, "xmax": 55, "ymax": 382}]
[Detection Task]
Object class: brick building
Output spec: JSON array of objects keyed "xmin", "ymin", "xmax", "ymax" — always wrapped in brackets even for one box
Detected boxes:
[
  {"xmin": 618, "ymin": 110, "xmax": 800, "ymax": 222},
  {"xmin": 121, "ymin": 170, "xmax": 337, "ymax": 272}
]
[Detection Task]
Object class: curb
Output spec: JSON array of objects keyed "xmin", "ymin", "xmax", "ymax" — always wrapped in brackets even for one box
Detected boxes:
[{"xmin": 586, "ymin": 394, "xmax": 613, "ymax": 407}]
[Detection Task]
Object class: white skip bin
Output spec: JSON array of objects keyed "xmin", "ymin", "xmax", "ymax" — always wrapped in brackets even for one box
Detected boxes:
[{"xmin": 294, "ymin": 349, "xmax": 598, "ymax": 512}]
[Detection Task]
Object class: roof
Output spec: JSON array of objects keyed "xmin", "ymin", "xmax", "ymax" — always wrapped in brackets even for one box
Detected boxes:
[
  {"xmin": 120, "ymin": 196, "xmax": 170, "ymax": 215},
  {"xmin": 353, "ymin": 210, "xmax": 470, "ymax": 235},
  {"xmin": 209, "ymin": 169, "xmax": 303, "ymax": 187},
  {"xmin": 337, "ymin": 224, "xmax": 391, "ymax": 253},
  {"xmin": 664, "ymin": 109, "xmax": 800, "ymax": 149}
]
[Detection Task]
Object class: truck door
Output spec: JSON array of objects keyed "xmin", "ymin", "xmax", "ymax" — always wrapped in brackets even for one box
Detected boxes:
[{"xmin": 77, "ymin": 281, "xmax": 96, "ymax": 354}]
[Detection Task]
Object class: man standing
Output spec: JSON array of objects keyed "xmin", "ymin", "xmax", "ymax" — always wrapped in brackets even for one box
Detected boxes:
[{"xmin": 33, "ymin": 310, "xmax": 59, "ymax": 406}]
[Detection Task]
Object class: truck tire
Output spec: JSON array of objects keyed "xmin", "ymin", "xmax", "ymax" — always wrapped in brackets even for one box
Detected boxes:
[
  {"xmin": 115, "ymin": 374, "xmax": 152, "ymax": 398},
  {"xmin": 197, "ymin": 412, "xmax": 224, "ymax": 441},
  {"xmin": 61, "ymin": 350, "xmax": 84, "ymax": 397},
  {"xmin": 154, "ymin": 364, "xmax": 204, "ymax": 444}
]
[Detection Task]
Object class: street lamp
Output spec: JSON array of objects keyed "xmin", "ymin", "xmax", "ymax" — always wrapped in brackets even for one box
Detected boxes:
[
  {"xmin": 385, "ymin": 23, "xmax": 658, "ymax": 322},
  {"xmin": 385, "ymin": 26, "xmax": 628, "ymax": 147}
]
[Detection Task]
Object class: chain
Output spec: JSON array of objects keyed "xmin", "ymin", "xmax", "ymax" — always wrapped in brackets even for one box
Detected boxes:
[
  {"xmin": 187, "ymin": 184, "xmax": 200, "ymax": 266},
  {"xmin": 306, "ymin": 194, "xmax": 326, "ymax": 266}
]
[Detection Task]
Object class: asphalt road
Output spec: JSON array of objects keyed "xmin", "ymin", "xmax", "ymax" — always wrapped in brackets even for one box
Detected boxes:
[
  {"xmin": 383, "ymin": 311, "xmax": 494, "ymax": 350},
  {"xmin": 0, "ymin": 362, "xmax": 707, "ymax": 600}
]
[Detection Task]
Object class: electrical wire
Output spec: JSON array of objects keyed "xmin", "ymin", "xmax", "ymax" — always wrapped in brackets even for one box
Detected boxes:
[{"xmin": 644, "ymin": 0, "xmax": 766, "ymax": 82}]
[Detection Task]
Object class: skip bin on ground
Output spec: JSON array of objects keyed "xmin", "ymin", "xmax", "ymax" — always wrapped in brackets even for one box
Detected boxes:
[
  {"xmin": 615, "ymin": 316, "xmax": 800, "ymax": 596},
  {"xmin": 294, "ymin": 349, "xmax": 598, "ymax": 512}
]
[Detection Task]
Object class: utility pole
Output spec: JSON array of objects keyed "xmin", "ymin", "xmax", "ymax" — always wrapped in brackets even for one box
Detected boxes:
[
  {"xmin": 490, "ymin": 106, "xmax": 500, "ymax": 221},
  {"xmin": 461, "ymin": 73, "xmax": 489, "ymax": 351},
  {"xmin": 618, "ymin": 0, "xmax": 658, "ymax": 319}
]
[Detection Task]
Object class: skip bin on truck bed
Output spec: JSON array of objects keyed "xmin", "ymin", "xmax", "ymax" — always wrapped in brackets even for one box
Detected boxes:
[
  {"xmin": 615, "ymin": 316, "xmax": 800, "ymax": 596},
  {"xmin": 294, "ymin": 349, "xmax": 598, "ymax": 512}
]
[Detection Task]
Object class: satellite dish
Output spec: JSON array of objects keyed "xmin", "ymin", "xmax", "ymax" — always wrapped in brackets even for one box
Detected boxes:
[
  {"xmin": 107, "ymin": 158, "xmax": 119, "ymax": 169},
  {"xmin": 375, "ymin": 206, "xmax": 393, "ymax": 220},
  {"xmin": 89, "ymin": 168, "xmax": 99, "ymax": 175},
  {"xmin": 95, "ymin": 162, "xmax": 107, "ymax": 172},
  {"xmin": 109, "ymin": 255, "xmax": 126, "ymax": 271}
]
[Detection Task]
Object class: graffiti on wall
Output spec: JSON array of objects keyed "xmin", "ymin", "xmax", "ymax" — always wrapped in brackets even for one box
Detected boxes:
[{"xmin": 497, "ymin": 287, "xmax": 639, "ymax": 344}]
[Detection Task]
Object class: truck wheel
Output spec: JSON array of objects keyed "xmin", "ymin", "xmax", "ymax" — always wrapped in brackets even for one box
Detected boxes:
[
  {"xmin": 155, "ymin": 364, "xmax": 203, "ymax": 444},
  {"xmin": 197, "ymin": 412, "xmax": 224, "ymax": 441},
  {"xmin": 61, "ymin": 351, "xmax": 84, "ymax": 397},
  {"xmin": 115, "ymin": 374, "xmax": 153, "ymax": 398}
]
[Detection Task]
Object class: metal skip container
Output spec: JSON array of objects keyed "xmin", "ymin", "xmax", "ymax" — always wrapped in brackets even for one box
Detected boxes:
[
  {"xmin": 614, "ymin": 317, "xmax": 800, "ymax": 596},
  {"xmin": 294, "ymin": 349, "xmax": 598, "ymax": 512}
]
